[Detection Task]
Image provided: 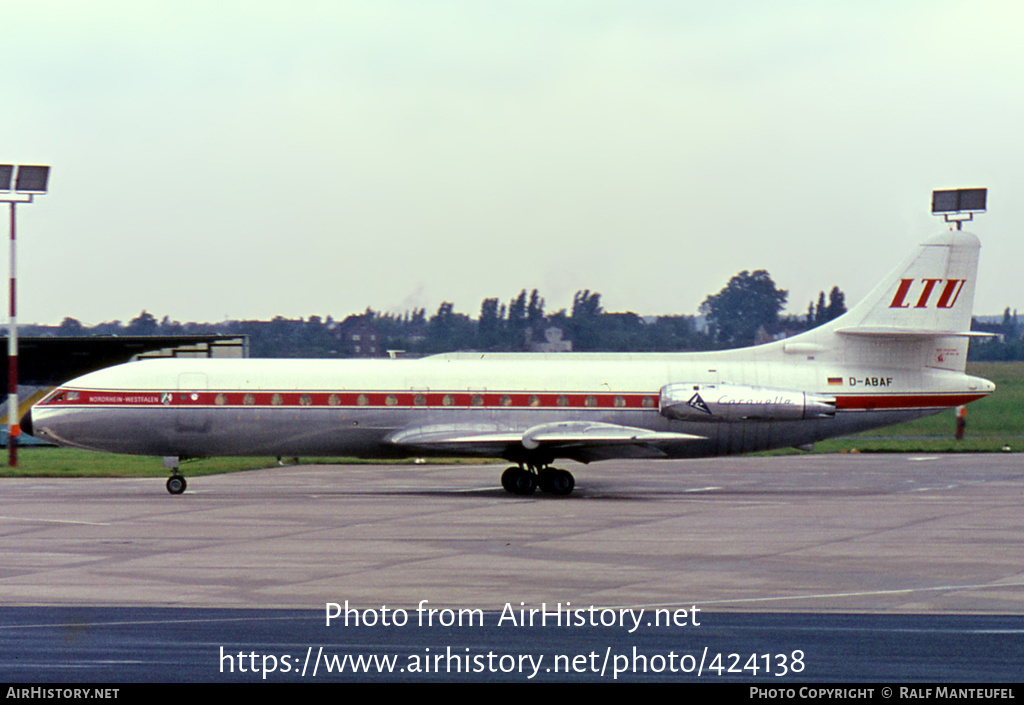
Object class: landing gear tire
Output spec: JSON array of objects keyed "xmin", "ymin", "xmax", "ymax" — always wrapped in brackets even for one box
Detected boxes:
[
  {"xmin": 166, "ymin": 475, "xmax": 187, "ymax": 495},
  {"xmin": 501, "ymin": 467, "xmax": 536, "ymax": 495},
  {"xmin": 500, "ymin": 467, "xmax": 517, "ymax": 492},
  {"xmin": 539, "ymin": 468, "xmax": 575, "ymax": 496}
]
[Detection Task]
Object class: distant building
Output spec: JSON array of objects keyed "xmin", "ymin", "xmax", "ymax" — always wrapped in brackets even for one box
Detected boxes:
[
  {"xmin": 334, "ymin": 314, "xmax": 382, "ymax": 357},
  {"xmin": 529, "ymin": 326, "xmax": 573, "ymax": 353}
]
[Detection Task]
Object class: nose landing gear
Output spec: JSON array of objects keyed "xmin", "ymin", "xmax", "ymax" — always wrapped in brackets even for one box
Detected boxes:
[
  {"xmin": 164, "ymin": 456, "xmax": 187, "ymax": 495},
  {"xmin": 166, "ymin": 474, "xmax": 187, "ymax": 495}
]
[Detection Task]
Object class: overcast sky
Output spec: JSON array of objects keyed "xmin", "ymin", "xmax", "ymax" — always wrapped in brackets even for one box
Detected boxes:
[{"xmin": 2, "ymin": 0, "xmax": 1022, "ymax": 326}]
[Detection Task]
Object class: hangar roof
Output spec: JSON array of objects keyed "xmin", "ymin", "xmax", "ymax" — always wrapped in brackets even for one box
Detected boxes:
[{"xmin": 2, "ymin": 335, "xmax": 247, "ymax": 388}]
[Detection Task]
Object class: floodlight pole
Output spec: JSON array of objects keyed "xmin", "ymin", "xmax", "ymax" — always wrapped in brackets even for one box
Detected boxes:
[
  {"xmin": 8, "ymin": 200, "xmax": 17, "ymax": 467},
  {"xmin": 1, "ymin": 165, "xmax": 50, "ymax": 468}
]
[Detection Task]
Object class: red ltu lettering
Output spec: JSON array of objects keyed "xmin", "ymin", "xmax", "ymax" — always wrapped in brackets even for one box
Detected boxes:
[
  {"xmin": 936, "ymin": 279, "xmax": 965, "ymax": 308},
  {"xmin": 889, "ymin": 279, "xmax": 914, "ymax": 308},
  {"xmin": 914, "ymin": 278, "xmax": 942, "ymax": 308},
  {"xmin": 889, "ymin": 278, "xmax": 967, "ymax": 309}
]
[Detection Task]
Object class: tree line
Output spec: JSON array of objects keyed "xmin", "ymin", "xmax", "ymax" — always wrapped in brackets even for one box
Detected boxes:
[{"xmin": 15, "ymin": 272, "xmax": 1022, "ymax": 359}]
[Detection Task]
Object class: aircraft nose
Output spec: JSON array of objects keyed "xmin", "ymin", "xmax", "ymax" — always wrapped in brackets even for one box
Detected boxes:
[{"xmin": 20, "ymin": 409, "xmax": 33, "ymax": 437}]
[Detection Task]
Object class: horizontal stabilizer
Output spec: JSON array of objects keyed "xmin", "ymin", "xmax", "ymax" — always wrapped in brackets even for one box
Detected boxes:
[{"xmin": 835, "ymin": 327, "xmax": 995, "ymax": 338}]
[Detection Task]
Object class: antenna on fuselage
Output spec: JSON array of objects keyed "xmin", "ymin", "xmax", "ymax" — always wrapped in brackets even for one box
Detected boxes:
[{"xmin": 932, "ymin": 188, "xmax": 987, "ymax": 230}]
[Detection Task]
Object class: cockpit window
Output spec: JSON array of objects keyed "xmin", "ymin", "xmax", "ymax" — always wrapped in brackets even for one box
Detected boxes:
[{"xmin": 41, "ymin": 389, "xmax": 76, "ymax": 404}]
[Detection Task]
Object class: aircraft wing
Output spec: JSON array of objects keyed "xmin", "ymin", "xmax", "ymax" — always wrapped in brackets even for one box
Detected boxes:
[
  {"xmin": 387, "ymin": 421, "xmax": 704, "ymax": 460},
  {"xmin": 519, "ymin": 421, "xmax": 703, "ymax": 448}
]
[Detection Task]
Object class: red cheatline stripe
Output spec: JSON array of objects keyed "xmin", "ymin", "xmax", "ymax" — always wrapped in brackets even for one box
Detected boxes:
[
  {"xmin": 834, "ymin": 393, "xmax": 987, "ymax": 410},
  {"xmin": 37, "ymin": 388, "xmax": 988, "ymax": 412},
  {"xmin": 39, "ymin": 389, "xmax": 661, "ymax": 410}
]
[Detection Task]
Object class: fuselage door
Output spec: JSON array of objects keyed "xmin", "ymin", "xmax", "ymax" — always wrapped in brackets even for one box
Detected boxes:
[{"xmin": 175, "ymin": 372, "xmax": 210, "ymax": 433}]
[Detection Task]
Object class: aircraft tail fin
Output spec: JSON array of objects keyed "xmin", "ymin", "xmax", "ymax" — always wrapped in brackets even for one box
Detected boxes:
[
  {"xmin": 800, "ymin": 231, "xmax": 984, "ymax": 372},
  {"xmin": 835, "ymin": 230, "xmax": 980, "ymax": 334}
]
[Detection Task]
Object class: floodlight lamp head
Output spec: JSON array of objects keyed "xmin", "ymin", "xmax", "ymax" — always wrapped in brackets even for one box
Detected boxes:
[
  {"xmin": 931, "ymin": 187, "xmax": 987, "ymax": 230},
  {"xmin": 14, "ymin": 165, "xmax": 50, "ymax": 194},
  {"xmin": 0, "ymin": 165, "xmax": 13, "ymax": 192}
]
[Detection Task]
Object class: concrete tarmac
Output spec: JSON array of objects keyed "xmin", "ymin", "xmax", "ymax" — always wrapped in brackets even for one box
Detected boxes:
[{"xmin": 2, "ymin": 453, "xmax": 1023, "ymax": 614}]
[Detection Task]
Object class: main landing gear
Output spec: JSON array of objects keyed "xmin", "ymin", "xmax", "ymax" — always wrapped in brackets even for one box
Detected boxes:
[{"xmin": 500, "ymin": 465, "xmax": 575, "ymax": 496}]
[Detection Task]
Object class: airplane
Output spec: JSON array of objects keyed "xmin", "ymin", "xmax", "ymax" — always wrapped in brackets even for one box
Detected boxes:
[{"xmin": 22, "ymin": 228, "xmax": 994, "ymax": 496}]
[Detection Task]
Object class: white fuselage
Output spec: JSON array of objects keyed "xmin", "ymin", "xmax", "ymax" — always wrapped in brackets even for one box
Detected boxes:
[{"xmin": 27, "ymin": 351, "xmax": 992, "ymax": 462}]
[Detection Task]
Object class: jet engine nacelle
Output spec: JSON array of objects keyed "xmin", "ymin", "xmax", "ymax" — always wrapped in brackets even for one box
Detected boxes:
[{"xmin": 659, "ymin": 383, "xmax": 836, "ymax": 422}]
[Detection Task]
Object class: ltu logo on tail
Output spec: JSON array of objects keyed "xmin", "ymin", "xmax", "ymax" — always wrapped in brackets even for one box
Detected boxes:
[{"xmin": 889, "ymin": 278, "xmax": 966, "ymax": 309}]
